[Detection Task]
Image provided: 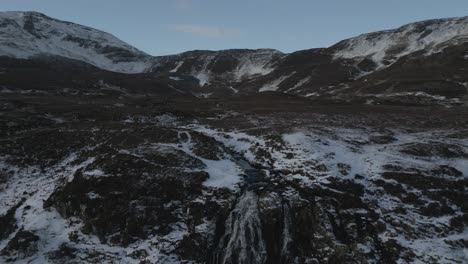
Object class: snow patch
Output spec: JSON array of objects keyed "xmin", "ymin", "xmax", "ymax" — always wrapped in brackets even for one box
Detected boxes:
[
  {"xmin": 285, "ymin": 76, "xmax": 311, "ymax": 93},
  {"xmin": 169, "ymin": 76, "xmax": 183, "ymax": 81},
  {"xmin": 159, "ymin": 131, "xmax": 242, "ymax": 190},
  {"xmin": 169, "ymin": 61, "xmax": 184, "ymax": 73},
  {"xmin": 194, "ymin": 72, "xmax": 210, "ymax": 86},
  {"xmin": 259, "ymin": 73, "xmax": 294, "ymax": 92}
]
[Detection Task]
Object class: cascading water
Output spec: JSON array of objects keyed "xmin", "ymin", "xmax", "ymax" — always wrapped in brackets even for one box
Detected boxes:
[
  {"xmin": 203, "ymin": 132, "xmax": 295, "ymax": 264},
  {"xmin": 211, "ymin": 191, "xmax": 267, "ymax": 264}
]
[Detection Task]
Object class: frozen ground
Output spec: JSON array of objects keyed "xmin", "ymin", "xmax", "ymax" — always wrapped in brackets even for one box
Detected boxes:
[{"xmin": 1, "ymin": 96, "xmax": 467, "ymax": 263}]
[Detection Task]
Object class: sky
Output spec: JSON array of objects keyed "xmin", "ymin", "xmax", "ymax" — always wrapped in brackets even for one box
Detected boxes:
[{"xmin": 1, "ymin": 0, "xmax": 468, "ymax": 56}]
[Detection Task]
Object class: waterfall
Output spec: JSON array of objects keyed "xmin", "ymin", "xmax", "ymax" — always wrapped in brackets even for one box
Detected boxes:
[
  {"xmin": 281, "ymin": 204, "xmax": 292, "ymax": 257},
  {"xmin": 213, "ymin": 191, "xmax": 267, "ymax": 264}
]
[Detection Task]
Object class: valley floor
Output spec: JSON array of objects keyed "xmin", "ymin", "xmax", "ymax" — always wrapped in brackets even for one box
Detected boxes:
[{"xmin": 0, "ymin": 94, "xmax": 467, "ymax": 263}]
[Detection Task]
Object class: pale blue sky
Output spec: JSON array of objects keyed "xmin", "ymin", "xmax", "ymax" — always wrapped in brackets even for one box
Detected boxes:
[{"xmin": 2, "ymin": 0, "xmax": 468, "ymax": 55}]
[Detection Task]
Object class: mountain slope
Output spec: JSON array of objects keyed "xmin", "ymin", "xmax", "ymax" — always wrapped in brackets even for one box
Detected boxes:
[
  {"xmin": 332, "ymin": 16, "xmax": 468, "ymax": 69},
  {"xmin": 0, "ymin": 11, "xmax": 151, "ymax": 73},
  {"xmin": 145, "ymin": 16, "xmax": 468, "ymax": 102},
  {"xmin": 152, "ymin": 49, "xmax": 283, "ymax": 83},
  {"xmin": 149, "ymin": 49, "xmax": 285, "ymax": 97},
  {"xmin": 0, "ymin": 11, "xmax": 467, "ymax": 104}
]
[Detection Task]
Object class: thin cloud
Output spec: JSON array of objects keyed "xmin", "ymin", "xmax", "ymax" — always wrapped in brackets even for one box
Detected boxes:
[
  {"xmin": 174, "ymin": 0, "xmax": 192, "ymax": 11},
  {"xmin": 170, "ymin": 24, "xmax": 241, "ymax": 39}
]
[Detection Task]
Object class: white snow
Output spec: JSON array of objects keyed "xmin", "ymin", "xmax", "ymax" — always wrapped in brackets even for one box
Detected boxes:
[
  {"xmin": 169, "ymin": 76, "xmax": 183, "ymax": 81},
  {"xmin": 234, "ymin": 63, "xmax": 274, "ymax": 81},
  {"xmin": 259, "ymin": 73, "xmax": 294, "ymax": 92},
  {"xmin": 122, "ymin": 113, "xmax": 178, "ymax": 125},
  {"xmin": 194, "ymin": 72, "xmax": 210, "ymax": 86},
  {"xmin": 159, "ymin": 131, "xmax": 243, "ymax": 190},
  {"xmin": 169, "ymin": 61, "xmax": 184, "ymax": 73},
  {"xmin": 305, "ymin": 92, "xmax": 319, "ymax": 97},
  {"xmin": 233, "ymin": 50, "xmax": 279, "ymax": 81},
  {"xmin": 193, "ymin": 92, "xmax": 213, "ymax": 98},
  {"xmin": 229, "ymin": 86, "xmax": 239, "ymax": 93},
  {"xmin": 285, "ymin": 76, "xmax": 311, "ymax": 92},
  {"xmin": 44, "ymin": 114, "xmax": 66, "ymax": 123},
  {"xmin": 83, "ymin": 169, "xmax": 105, "ymax": 177},
  {"xmin": 189, "ymin": 125, "xmax": 265, "ymax": 163},
  {"xmin": 202, "ymin": 158, "xmax": 242, "ymax": 189}
]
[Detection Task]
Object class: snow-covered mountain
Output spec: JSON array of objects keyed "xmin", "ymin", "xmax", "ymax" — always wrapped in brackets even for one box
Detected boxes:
[
  {"xmin": 146, "ymin": 16, "xmax": 468, "ymax": 101},
  {"xmin": 0, "ymin": 11, "xmax": 151, "ymax": 73},
  {"xmin": 229, "ymin": 16, "xmax": 468, "ymax": 104},
  {"xmin": 0, "ymin": 11, "xmax": 467, "ymax": 103},
  {"xmin": 332, "ymin": 16, "xmax": 468, "ymax": 69},
  {"xmin": 152, "ymin": 49, "xmax": 284, "ymax": 85}
]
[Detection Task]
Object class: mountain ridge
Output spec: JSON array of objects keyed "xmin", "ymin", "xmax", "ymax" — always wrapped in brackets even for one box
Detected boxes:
[
  {"xmin": 0, "ymin": 11, "xmax": 467, "ymax": 104},
  {"xmin": 0, "ymin": 11, "xmax": 152, "ymax": 73},
  {"xmin": 2, "ymin": 11, "xmax": 468, "ymax": 72}
]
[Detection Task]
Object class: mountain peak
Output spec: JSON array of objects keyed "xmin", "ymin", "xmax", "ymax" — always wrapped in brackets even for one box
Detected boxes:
[
  {"xmin": 332, "ymin": 15, "xmax": 468, "ymax": 68},
  {"xmin": 0, "ymin": 11, "xmax": 151, "ymax": 73},
  {"xmin": 1, "ymin": 11, "xmax": 46, "ymax": 17}
]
